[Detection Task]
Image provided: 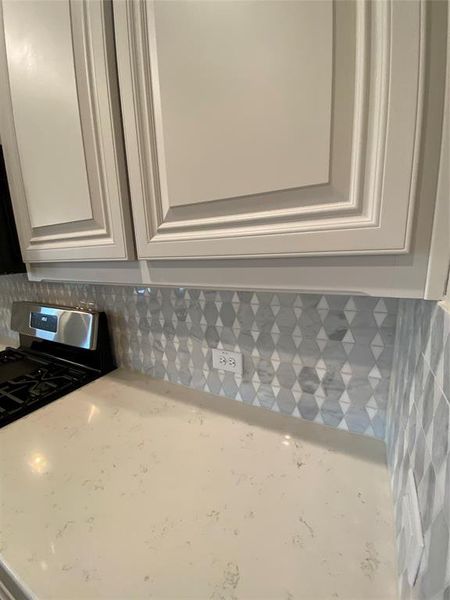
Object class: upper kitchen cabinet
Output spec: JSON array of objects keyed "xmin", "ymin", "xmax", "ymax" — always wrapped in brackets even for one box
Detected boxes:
[
  {"xmin": 114, "ymin": 0, "xmax": 425, "ymax": 260},
  {"xmin": 0, "ymin": 0, "xmax": 134, "ymax": 262}
]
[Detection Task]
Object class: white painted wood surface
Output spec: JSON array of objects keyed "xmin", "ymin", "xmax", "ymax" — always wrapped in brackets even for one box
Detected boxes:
[
  {"xmin": 115, "ymin": 0, "xmax": 426, "ymax": 260},
  {"xmin": 3, "ymin": 0, "xmax": 92, "ymax": 229},
  {"xmin": 424, "ymin": 0, "xmax": 450, "ymax": 300},
  {"xmin": 152, "ymin": 0, "xmax": 333, "ymax": 207},
  {"xmin": 0, "ymin": 0, "xmax": 134, "ymax": 262}
]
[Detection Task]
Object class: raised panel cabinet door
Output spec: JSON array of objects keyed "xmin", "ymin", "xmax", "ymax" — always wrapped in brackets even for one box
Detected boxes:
[
  {"xmin": 0, "ymin": 0, "xmax": 134, "ymax": 262},
  {"xmin": 114, "ymin": 0, "xmax": 425, "ymax": 260}
]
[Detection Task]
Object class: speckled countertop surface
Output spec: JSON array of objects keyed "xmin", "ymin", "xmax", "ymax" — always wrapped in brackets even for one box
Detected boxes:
[{"xmin": 0, "ymin": 368, "xmax": 398, "ymax": 600}]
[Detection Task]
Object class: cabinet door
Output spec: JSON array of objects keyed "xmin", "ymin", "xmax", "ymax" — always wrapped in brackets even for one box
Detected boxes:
[
  {"xmin": 0, "ymin": 0, "xmax": 134, "ymax": 262},
  {"xmin": 115, "ymin": 0, "xmax": 424, "ymax": 260}
]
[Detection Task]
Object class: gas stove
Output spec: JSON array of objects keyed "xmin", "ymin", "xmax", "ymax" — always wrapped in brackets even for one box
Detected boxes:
[{"xmin": 0, "ymin": 302, "xmax": 115, "ymax": 428}]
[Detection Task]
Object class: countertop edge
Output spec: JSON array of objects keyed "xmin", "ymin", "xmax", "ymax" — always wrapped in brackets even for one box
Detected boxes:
[{"xmin": 0, "ymin": 556, "xmax": 34, "ymax": 600}]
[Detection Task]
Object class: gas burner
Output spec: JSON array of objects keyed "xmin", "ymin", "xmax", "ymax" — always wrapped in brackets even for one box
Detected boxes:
[
  {"xmin": 0, "ymin": 361, "xmax": 90, "ymax": 414},
  {"xmin": 0, "ymin": 349, "xmax": 23, "ymax": 364}
]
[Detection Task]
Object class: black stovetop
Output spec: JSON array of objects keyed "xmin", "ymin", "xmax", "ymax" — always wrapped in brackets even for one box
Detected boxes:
[{"xmin": 0, "ymin": 347, "xmax": 96, "ymax": 428}]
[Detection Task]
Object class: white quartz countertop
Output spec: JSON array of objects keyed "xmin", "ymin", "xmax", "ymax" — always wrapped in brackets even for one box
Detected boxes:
[{"xmin": 0, "ymin": 369, "xmax": 397, "ymax": 600}]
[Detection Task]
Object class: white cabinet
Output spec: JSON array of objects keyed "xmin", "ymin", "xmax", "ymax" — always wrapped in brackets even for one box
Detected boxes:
[
  {"xmin": 0, "ymin": 0, "xmax": 134, "ymax": 262},
  {"xmin": 1, "ymin": 0, "xmax": 448, "ymax": 299},
  {"xmin": 114, "ymin": 0, "xmax": 425, "ymax": 260}
]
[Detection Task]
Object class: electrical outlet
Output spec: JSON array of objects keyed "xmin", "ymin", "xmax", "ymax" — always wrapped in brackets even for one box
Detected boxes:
[{"xmin": 212, "ymin": 349, "xmax": 242, "ymax": 375}]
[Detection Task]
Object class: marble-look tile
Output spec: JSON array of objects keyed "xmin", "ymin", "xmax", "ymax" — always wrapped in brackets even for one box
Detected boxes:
[
  {"xmin": 431, "ymin": 395, "xmax": 449, "ymax": 471},
  {"xmin": 0, "ymin": 274, "xmax": 397, "ymax": 439},
  {"xmin": 322, "ymin": 309, "xmax": 348, "ymax": 341},
  {"xmin": 387, "ymin": 299, "xmax": 450, "ymax": 599},
  {"xmin": 443, "ymin": 334, "xmax": 450, "ymax": 402},
  {"xmin": 256, "ymin": 358, "xmax": 275, "ymax": 384},
  {"xmin": 299, "ymin": 367, "xmax": 320, "ymax": 394},
  {"xmin": 275, "ymin": 362, "xmax": 297, "ymax": 389},
  {"xmin": 344, "ymin": 405, "xmax": 371, "ymax": 435},
  {"xmin": 275, "ymin": 388, "xmax": 296, "ymax": 415},
  {"xmin": 321, "ymin": 398, "xmax": 345, "ymax": 428}
]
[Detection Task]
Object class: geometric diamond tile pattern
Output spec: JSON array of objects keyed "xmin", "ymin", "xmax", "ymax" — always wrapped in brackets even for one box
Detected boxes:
[
  {"xmin": 0, "ymin": 274, "xmax": 398, "ymax": 440},
  {"xmin": 386, "ymin": 299, "xmax": 450, "ymax": 599}
]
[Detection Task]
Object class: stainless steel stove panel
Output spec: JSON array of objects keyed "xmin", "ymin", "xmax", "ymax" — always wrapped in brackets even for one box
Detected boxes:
[{"xmin": 11, "ymin": 302, "xmax": 98, "ymax": 350}]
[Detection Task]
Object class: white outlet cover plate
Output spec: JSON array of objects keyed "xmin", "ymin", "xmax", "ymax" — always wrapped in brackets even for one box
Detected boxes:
[
  {"xmin": 402, "ymin": 469, "xmax": 424, "ymax": 586},
  {"xmin": 212, "ymin": 349, "xmax": 243, "ymax": 375}
]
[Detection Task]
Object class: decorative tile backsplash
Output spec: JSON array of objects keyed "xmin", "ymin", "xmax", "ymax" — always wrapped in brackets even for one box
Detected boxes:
[
  {"xmin": 0, "ymin": 273, "xmax": 398, "ymax": 438},
  {"xmin": 387, "ymin": 299, "xmax": 450, "ymax": 599}
]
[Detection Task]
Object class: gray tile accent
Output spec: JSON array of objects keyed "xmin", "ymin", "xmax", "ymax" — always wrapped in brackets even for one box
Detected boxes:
[
  {"xmin": 387, "ymin": 299, "xmax": 450, "ymax": 599},
  {"xmin": 0, "ymin": 274, "xmax": 398, "ymax": 439}
]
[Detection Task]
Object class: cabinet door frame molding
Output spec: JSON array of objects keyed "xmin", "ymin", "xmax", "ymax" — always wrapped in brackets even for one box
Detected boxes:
[
  {"xmin": 0, "ymin": 0, "xmax": 134, "ymax": 262},
  {"xmin": 115, "ymin": 0, "xmax": 425, "ymax": 260}
]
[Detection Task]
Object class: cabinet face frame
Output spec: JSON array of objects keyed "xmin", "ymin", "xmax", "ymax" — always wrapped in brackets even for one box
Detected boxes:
[
  {"xmin": 0, "ymin": 0, "xmax": 135, "ymax": 262},
  {"xmin": 115, "ymin": 0, "xmax": 425, "ymax": 260}
]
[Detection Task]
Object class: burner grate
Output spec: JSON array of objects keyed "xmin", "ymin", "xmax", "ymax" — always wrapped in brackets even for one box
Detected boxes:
[
  {"xmin": 0, "ymin": 355, "xmax": 91, "ymax": 426},
  {"xmin": 0, "ymin": 349, "xmax": 25, "ymax": 365}
]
